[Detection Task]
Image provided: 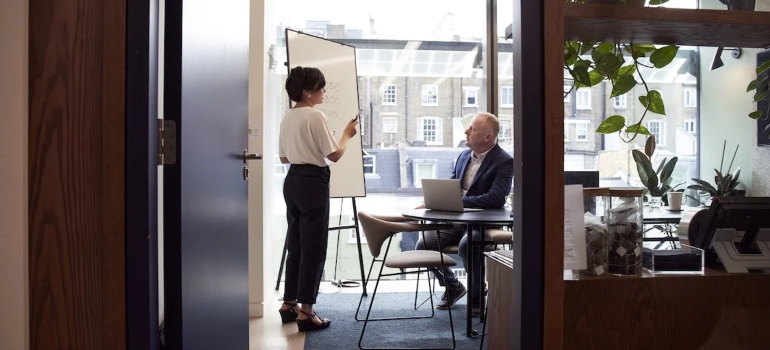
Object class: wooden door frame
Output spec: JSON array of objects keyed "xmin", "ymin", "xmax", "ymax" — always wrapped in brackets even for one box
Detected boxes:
[{"xmin": 28, "ymin": 0, "xmax": 159, "ymax": 348}]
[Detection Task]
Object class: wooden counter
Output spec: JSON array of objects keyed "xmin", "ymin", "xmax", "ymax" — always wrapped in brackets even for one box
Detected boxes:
[{"xmin": 564, "ymin": 269, "xmax": 770, "ymax": 349}]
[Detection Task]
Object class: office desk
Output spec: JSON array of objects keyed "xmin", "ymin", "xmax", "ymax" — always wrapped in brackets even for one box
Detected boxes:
[{"xmin": 402, "ymin": 208, "xmax": 512, "ymax": 337}]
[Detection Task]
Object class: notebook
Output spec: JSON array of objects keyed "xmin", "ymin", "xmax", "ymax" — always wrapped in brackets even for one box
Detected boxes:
[{"xmin": 421, "ymin": 179, "xmax": 484, "ymax": 212}]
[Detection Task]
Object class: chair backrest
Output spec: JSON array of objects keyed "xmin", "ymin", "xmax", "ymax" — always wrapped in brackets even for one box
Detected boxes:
[{"xmin": 357, "ymin": 212, "xmax": 398, "ymax": 258}]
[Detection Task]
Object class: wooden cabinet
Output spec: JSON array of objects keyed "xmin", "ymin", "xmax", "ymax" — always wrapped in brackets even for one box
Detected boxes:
[{"xmin": 526, "ymin": 2, "xmax": 770, "ymax": 349}]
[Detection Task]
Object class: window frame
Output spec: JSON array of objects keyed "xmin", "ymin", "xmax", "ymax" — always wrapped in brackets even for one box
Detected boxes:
[
  {"xmin": 417, "ymin": 116, "xmax": 443, "ymax": 145},
  {"xmin": 363, "ymin": 154, "xmax": 376, "ymax": 174},
  {"xmin": 501, "ymin": 85, "xmax": 514, "ymax": 107},
  {"xmin": 684, "ymin": 86, "xmax": 697, "ymax": 108},
  {"xmin": 463, "ymin": 87, "xmax": 479, "ymax": 107},
  {"xmin": 382, "ymin": 84, "xmax": 397, "ymax": 106},
  {"xmin": 613, "ymin": 94, "xmax": 627, "ymax": 109},
  {"xmin": 645, "ymin": 120, "xmax": 666, "ymax": 146},
  {"xmin": 684, "ymin": 119, "xmax": 696, "ymax": 134},
  {"xmin": 421, "ymin": 84, "xmax": 438, "ymax": 106},
  {"xmin": 381, "ymin": 116, "xmax": 398, "ymax": 133},
  {"xmin": 576, "ymin": 88, "xmax": 591, "ymax": 110}
]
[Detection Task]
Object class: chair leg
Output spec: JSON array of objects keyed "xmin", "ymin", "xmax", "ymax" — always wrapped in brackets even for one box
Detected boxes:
[
  {"xmin": 355, "ymin": 257, "xmax": 382, "ymax": 321},
  {"xmin": 414, "ymin": 268, "xmax": 434, "ymax": 310}
]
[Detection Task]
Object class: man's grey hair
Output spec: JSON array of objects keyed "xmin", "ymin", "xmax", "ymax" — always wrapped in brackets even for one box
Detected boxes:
[{"xmin": 475, "ymin": 112, "xmax": 500, "ymax": 139}]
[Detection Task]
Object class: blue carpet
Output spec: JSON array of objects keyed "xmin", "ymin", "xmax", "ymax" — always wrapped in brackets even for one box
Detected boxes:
[{"xmin": 303, "ymin": 291, "xmax": 488, "ymax": 350}]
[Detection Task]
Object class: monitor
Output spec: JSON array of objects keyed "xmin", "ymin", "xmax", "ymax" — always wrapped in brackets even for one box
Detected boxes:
[{"xmin": 690, "ymin": 196, "xmax": 770, "ymax": 267}]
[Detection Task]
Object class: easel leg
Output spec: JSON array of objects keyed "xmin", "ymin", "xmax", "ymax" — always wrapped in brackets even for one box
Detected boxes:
[
  {"xmin": 352, "ymin": 198, "xmax": 368, "ymax": 296},
  {"xmin": 275, "ymin": 235, "xmax": 288, "ymax": 291}
]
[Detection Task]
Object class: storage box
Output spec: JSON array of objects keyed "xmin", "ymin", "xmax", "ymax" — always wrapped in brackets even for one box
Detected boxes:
[{"xmin": 642, "ymin": 243, "xmax": 704, "ymax": 273}]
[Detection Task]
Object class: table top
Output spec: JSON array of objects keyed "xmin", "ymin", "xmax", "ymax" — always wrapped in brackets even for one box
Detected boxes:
[
  {"xmin": 643, "ymin": 206, "xmax": 684, "ymax": 224},
  {"xmin": 402, "ymin": 208, "xmax": 513, "ymax": 225}
]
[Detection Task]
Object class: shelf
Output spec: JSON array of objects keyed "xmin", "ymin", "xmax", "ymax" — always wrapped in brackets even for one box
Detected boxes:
[{"xmin": 564, "ymin": 4, "xmax": 770, "ymax": 48}]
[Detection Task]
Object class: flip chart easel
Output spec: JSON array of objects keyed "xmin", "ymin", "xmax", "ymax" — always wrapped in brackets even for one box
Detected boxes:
[{"xmin": 274, "ymin": 198, "xmax": 368, "ymax": 295}]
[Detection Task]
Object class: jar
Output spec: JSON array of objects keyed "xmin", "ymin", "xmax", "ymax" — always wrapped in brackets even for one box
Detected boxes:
[
  {"xmin": 579, "ymin": 188, "xmax": 610, "ymax": 276},
  {"xmin": 606, "ymin": 188, "xmax": 644, "ymax": 276}
]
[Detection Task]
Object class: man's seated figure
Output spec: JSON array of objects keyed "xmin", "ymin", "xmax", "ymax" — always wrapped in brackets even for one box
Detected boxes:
[{"xmin": 414, "ymin": 112, "xmax": 513, "ymax": 312}]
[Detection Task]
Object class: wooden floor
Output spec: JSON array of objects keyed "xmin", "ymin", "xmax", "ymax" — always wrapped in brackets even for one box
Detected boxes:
[{"xmin": 250, "ymin": 279, "xmax": 446, "ymax": 350}]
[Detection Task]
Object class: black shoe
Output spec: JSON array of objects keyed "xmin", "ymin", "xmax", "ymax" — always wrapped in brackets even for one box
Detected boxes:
[
  {"xmin": 436, "ymin": 284, "xmax": 466, "ymax": 310},
  {"xmin": 296, "ymin": 310, "xmax": 331, "ymax": 332},
  {"xmin": 278, "ymin": 302, "xmax": 299, "ymax": 324}
]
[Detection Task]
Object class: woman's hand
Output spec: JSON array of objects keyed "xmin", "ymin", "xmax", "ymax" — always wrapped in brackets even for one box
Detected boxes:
[{"xmin": 343, "ymin": 118, "xmax": 358, "ymax": 138}]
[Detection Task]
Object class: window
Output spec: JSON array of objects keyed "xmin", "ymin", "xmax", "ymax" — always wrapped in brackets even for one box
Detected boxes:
[
  {"xmin": 575, "ymin": 122, "xmax": 588, "ymax": 141},
  {"xmin": 684, "ymin": 86, "xmax": 697, "ymax": 107},
  {"xmin": 564, "ymin": 85, "xmax": 571, "ymax": 103},
  {"xmin": 613, "ymin": 95, "xmax": 627, "ymax": 109},
  {"xmin": 499, "ymin": 120, "xmax": 512, "ymax": 141},
  {"xmin": 417, "ymin": 117, "xmax": 443, "ymax": 145},
  {"xmin": 421, "ymin": 84, "xmax": 438, "ymax": 106},
  {"xmin": 576, "ymin": 88, "xmax": 591, "ymax": 110},
  {"xmin": 501, "ymin": 86, "xmax": 514, "ymax": 107},
  {"xmin": 412, "ymin": 159, "xmax": 437, "ymax": 188},
  {"xmin": 645, "ymin": 120, "xmax": 666, "ymax": 146},
  {"xmin": 463, "ymin": 87, "xmax": 479, "ymax": 106},
  {"xmin": 382, "ymin": 116, "xmax": 398, "ymax": 133},
  {"xmin": 684, "ymin": 119, "xmax": 696, "ymax": 134},
  {"xmin": 363, "ymin": 155, "xmax": 376, "ymax": 174},
  {"xmin": 382, "ymin": 84, "xmax": 397, "ymax": 105}
]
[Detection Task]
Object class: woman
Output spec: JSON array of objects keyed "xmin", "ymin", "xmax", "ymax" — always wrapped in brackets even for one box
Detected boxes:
[{"xmin": 277, "ymin": 66, "xmax": 358, "ymax": 332}]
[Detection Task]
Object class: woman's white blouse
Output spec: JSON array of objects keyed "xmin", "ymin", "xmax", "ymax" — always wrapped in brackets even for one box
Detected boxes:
[{"xmin": 279, "ymin": 107, "xmax": 340, "ymax": 167}]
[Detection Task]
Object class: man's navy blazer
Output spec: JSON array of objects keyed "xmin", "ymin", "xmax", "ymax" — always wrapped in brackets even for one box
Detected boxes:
[{"xmin": 451, "ymin": 143, "xmax": 513, "ymax": 209}]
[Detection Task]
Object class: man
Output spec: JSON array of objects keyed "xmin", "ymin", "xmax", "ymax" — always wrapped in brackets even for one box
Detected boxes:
[{"xmin": 415, "ymin": 112, "xmax": 513, "ymax": 312}]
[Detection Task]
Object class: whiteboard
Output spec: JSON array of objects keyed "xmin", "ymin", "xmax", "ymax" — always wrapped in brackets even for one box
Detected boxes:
[{"xmin": 285, "ymin": 29, "xmax": 366, "ymax": 198}]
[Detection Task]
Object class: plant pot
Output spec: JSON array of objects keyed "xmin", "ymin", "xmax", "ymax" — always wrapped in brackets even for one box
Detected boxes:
[
  {"xmin": 584, "ymin": 0, "xmax": 646, "ymax": 6},
  {"xmin": 719, "ymin": 0, "xmax": 755, "ymax": 10}
]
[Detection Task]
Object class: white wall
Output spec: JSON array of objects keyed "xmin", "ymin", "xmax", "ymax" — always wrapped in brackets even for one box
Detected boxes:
[
  {"xmin": 699, "ymin": 0, "xmax": 760, "ymax": 194},
  {"xmin": 0, "ymin": 0, "xmax": 29, "ymax": 348}
]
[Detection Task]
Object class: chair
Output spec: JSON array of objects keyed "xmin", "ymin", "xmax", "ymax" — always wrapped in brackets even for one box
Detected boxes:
[{"xmin": 356, "ymin": 211, "xmax": 458, "ymax": 350}]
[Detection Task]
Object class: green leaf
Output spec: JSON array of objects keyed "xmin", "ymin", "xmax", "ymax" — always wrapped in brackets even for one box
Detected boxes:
[
  {"xmin": 626, "ymin": 123, "xmax": 651, "ymax": 136},
  {"xmin": 749, "ymin": 110, "xmax": 763, "ymax": 119},
  {"xmin": 757, "ymin": 60, "xmax": 770, "ymax": 75},
  {"xmin": 596, "ymin": 115, "xmax": 626, "ymax": 134},
  {"xmin": 640, "ymin": 90, "xmax": 666, "ymax": 115},
  {"xmin": 611, "ymin": 75, "xmax": 636, "ymax": 97},
  {"xmin": 650, "ymin": 46, "xmax": 679, "ymax": 68},
  {"xmin": 579, "ymin": 41, "xmax": 594, "ymax": 55},
  {"xmin": 588, "ymin": 70, "xmax": 605, "ymax": 86},
  {"xmin": 618, "ymin": 64, "xmax": 637, "ymax": 76},
  {"xmin": 747, "ymin": 79, "xmax": 760, "ymax": 92},
  {"xmin": 595, "ymin": 42, "xmax": 615, "ymax": 54},
  {"xmin": 572, "ymin": 65, "xmax": 591, "ymax": 87},
  {"xmin": 659, "ymin": 157, "xmax": 678, "ymax": 184},
  {"xmin": 644, "ymin": 135, "xmax": 656, "ymax": 158},
  {"xmin": 649, "ymin": 0, "xmax": 671, "ymax": 4},
  {"xmin": 632, "ymin": 150, "xmax": 654, "ymax": 189},
  {"xmin": 656, "ymin": 157, "xmax": 667, "ymax": 174},
  {"xmin": 754, "ymin": 91, "xmax": 767, "ymax": 103},
  {"xmin": 595, "ymin": 52, "xmax": 624, "ymax": 76}
]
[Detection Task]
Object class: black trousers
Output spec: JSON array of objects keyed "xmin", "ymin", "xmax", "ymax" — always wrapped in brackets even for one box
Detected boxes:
[{"xmin": 282, "ymin": 164, "xmax": 330, "ymax": 305}]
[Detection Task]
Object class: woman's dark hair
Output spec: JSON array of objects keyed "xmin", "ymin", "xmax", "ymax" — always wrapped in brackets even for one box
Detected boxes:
[{"xmin": 285, "ymin": 66, "xmax": 326, "ymax": 102}]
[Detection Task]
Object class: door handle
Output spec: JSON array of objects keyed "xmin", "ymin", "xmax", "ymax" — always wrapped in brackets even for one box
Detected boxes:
[{"xmin": 242, "ymin": 149, "xmax": 262, "ymax": 163}]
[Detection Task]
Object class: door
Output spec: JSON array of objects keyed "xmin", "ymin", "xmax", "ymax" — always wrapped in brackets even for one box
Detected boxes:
[{"xmin": 162, "ymin": 0, "xmax": 251, "ymax": 349}]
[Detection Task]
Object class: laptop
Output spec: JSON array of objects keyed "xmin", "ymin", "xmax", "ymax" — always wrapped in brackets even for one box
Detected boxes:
[{"xmin": 421, "ymin": 179, "xmax": 484, "ymax": 212}]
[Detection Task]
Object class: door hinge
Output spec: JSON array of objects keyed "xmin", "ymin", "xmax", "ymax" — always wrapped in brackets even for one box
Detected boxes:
[{"xmin": 157, "ymin": 119, "xmax": 177, "ymax": 165}]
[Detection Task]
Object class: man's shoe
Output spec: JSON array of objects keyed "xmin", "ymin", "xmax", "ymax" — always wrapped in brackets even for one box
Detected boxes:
[{"xmin": 436, "ymin": 284, "xmax": 466, "ymax": 310}]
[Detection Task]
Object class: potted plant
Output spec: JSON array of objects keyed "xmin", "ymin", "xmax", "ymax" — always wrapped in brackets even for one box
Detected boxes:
[
  {"xmin": 631, "ymin": 135, "xmax": 682, "ymax": 206},
  {"xmin": 564, "ymin": 0, "xmax": 677, "ymax": 141},
  {"xmin": 687, "ymin": 141, "xmax": 742, "ymax": 204}
]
